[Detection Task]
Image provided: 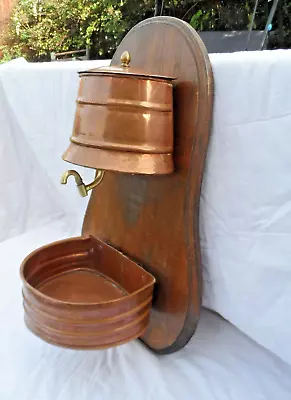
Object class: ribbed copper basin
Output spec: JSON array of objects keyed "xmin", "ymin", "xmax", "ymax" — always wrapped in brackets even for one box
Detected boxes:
[
  {"xmin": 20, "ymin": 236, "xmax": 155, "ymax": 349},
  {"xmin": 63, "ymin": 57, "xmax": 175, "ymax": 175}
]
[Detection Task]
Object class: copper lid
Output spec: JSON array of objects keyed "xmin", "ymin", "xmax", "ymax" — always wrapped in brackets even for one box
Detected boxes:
[{"xmin": 79, "ymin": 51, "xmax": 176, "ymax": 82}]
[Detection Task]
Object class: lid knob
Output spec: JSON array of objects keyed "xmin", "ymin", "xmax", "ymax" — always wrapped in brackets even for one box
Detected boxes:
[{"xmin": 120, "ymin": 51, "xmax": 131, "ymax": 68}]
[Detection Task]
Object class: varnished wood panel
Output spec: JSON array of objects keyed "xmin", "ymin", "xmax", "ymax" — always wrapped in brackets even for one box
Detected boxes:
[{"xmin": 82, "ymin": 17, "xmax": 214, "ymax": 353}]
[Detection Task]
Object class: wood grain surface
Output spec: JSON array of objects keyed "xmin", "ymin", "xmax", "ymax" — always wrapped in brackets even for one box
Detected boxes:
[{"xmin": 82, "ymin": 16, "xmax": 214, "ymax": 353}]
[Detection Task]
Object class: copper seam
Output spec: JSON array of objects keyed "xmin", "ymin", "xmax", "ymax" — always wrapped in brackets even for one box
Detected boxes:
[
  {"xmin": 23, "ymin": 295, "xmax": 153, "ymax": 324},
  {"xmin": 69, "ymin": 137, "xmax": 173, "ymax": 155},
  {"xmin": 70, "ymin": 136, "xmax": 173, "ymax": 154},
  {"xmin": 24, "ymin": 309, "xmax": 150, "ymax": 338},
  {"xmin": 23, "ymin": 280, "xmax": 155, "ymax": 306},
  {"xmin": 76, "ymin": 99, "xmax": 172, "ymax": 112},
  {"xmin": 26, "ymin": 319, "xmax": 147, "ymax": 350}
]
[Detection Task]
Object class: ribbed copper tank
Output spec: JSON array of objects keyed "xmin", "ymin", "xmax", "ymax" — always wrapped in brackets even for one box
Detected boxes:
[
  {"xmin": 20, "ymin": 236, "xmax": 155, "ymax": 349},
  {"xmin": 63, "ymin": 51, "xmax": 176, "ymax": 175}
]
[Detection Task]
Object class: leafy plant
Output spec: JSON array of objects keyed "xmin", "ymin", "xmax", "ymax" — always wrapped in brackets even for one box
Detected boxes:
[{"xmin": 1, "ymin": 0, "xmax": 129, "ymax": 61}]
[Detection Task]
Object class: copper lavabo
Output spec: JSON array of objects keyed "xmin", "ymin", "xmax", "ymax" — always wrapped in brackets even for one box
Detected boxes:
[
  {"xmin": 63, "ymin": 51, "xmax": 176, "ymax": 175},
  {"xmin": 20, "ymin": 17, "xmax": 214, "ymax": 354}
]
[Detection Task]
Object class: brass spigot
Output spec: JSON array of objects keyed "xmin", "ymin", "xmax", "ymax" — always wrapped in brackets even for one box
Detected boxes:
[{"xmin": 60, "ymin": 169, "xmax": 104, "ymax": 197}]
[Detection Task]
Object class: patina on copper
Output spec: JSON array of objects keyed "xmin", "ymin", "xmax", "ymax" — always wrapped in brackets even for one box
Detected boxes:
[{"xmin": 62, "ymin": 51, "xmax": 176, "ymax": 175}]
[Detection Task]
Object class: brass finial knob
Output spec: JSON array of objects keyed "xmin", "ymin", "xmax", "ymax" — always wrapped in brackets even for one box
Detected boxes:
[{"xmin": 120, "ymin": 51, "xmax": 131, "ymax": 68}]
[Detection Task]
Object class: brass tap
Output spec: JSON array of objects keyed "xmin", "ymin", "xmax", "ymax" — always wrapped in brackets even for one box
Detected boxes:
[{"xmin": 60, "ymin": 169, "xmax": 104, "ymax": 197}]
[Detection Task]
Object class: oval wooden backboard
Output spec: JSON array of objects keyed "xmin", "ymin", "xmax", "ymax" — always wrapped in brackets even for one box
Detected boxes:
[{"xmin": 82, "ymin": 16, "xmax": 214, "ymax": 354}]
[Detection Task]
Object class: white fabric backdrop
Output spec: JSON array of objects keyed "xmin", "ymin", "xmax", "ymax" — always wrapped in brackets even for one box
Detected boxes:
[
  {"xmin": 0, "ymin": 65, "xmax": 65, "ymax": 241},
  {"xmin": 200, "ymin": 50, "xmax": 291, "ymax": 365},
  {"xmin": 1, "ymin": 51, "xmax": 291, "ymax": 398},
  {"xmin": 0, "ymin": 59, "xmax": 108, "ymax": 225},
  {"xmin": 1, "ymin": 222, "xmax": 291, "ymax": 400}
]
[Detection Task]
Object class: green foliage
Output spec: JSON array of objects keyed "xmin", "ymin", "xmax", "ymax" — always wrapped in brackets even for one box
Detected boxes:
[
  {"xmin": 1, "ymin": 0, "xmax": 290, "ymax": 63},
  {"xmin": 1, "ymin": 0, "xmax": 134, "ymax": 61}
]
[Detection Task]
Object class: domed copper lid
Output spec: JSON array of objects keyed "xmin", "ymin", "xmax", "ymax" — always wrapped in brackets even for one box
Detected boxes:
[{"xmin": 78, "ymin": 51, "xmax": 176, "ymax": 82}]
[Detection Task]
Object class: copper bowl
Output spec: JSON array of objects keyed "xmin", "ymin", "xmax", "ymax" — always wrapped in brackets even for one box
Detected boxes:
[{"xmin": 20, "ymin": 236, "xmax": 155, "ymax": 349}]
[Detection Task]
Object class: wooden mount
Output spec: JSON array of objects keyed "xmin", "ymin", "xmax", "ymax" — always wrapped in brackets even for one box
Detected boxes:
[{"xmin": 82, "ymin": 17, "xmax": 214, "ymax": 353}]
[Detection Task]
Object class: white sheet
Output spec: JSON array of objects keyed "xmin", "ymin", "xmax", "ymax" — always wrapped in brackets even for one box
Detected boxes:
[
  {"xmin": 201, "ymin": 50, "xmax": 291, "ymax": 364},
  {"xmin": 0, "ymin": 59, "xmax": 109, "ymax": 225},
  {"xmin": 1, "ymin": 51, "xmax": 291, "ymax": 398},
  {"xmin": 1, "ymin": 223, "xmax": 291, "ymax": 400},
  {"xmin": 0, "ymin": 76, "xmax": 65, "ymax": 242}
]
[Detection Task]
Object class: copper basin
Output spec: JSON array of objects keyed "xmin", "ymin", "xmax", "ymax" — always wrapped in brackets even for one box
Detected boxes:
[{"xmin": 20, "ymin": 236, "xmax": 155, "ymax": 349}]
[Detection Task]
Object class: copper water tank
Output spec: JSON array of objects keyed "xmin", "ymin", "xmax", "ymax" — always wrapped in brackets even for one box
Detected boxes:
[{"xmin": 63, "ymin": 52, "xmax": 175, "ymax": 175}]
